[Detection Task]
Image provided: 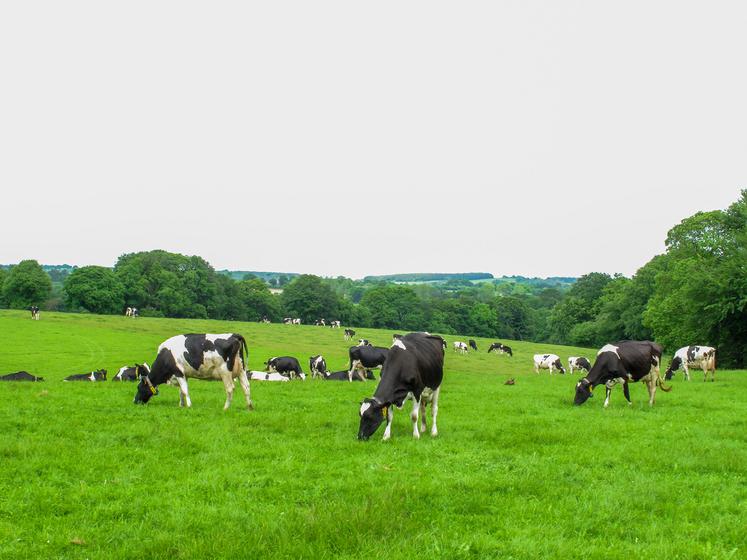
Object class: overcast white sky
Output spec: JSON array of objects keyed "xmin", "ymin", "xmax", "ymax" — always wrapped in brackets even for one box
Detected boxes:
[{"xmin": 1, "ymin": 2, "xmax": 745, "ymax": 279}]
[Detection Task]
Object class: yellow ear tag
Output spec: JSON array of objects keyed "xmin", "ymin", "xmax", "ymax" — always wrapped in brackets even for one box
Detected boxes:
[
  {"xmin": 381, "ymin": 406, "xmax": 388, "ymax": 419},
  {"xmin": 149, "ymin": 385, "xmax": 157, "ymax": 394}
]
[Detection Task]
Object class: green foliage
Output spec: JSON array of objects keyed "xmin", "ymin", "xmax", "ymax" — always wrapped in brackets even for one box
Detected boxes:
[
  {"xmin": 64, "ymin": 266, "xmax": 125, "ymax": 314},
  {"xmin": 1, "ymin": 259, "xmax": 52, "ymax": 308},
  {"xmin": 0, "ymin": 268, "xmax": 7, "ymax": 307},
  {"xmin": 281, "ymin": 275, "xmax": 340, "ymax": 323},
  {"xmin": 359, "ymin": 284, "xmax": 424, "ymax": 330}
]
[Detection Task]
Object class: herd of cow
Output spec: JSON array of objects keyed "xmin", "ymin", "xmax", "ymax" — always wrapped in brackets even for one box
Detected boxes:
[{"xmin": 3, "ymin": 310, "xmax": 719, "ymax": 440}]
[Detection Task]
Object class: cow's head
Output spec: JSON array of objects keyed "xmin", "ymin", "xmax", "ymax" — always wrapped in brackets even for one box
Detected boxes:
[
  {"xmin": 358, "ymin": 398, "xmax": 388, "ymax": 440},
  {"xmin": 554, "ymin": 359, "xmax": 566, "ymax": 375},
  {"xmin": 133, "ymin": 376, "xmax": 158, "ymax": 404},
  {"xmin": 664, "ymin": 356, "xmax": 681, "ymax": 380},
  {"xmin": 574, "ymin": 378, "xmax": 593, "ymax": 405}
]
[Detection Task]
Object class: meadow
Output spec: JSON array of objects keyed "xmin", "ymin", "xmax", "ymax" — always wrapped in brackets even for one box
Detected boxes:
[{"xmin": 0, "ymin": 310, "xmax": 744, "ymax": 559}]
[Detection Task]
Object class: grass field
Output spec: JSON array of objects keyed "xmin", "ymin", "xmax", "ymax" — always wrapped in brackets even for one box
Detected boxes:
[{"xmin": 0, "ymin": 310, "xmax": 745, "ymax": 559}]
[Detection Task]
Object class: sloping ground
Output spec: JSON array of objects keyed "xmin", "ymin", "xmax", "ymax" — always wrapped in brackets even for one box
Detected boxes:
[{"xmin": 0, "ymin": 311, "xmax": 744, "ymax": 559}]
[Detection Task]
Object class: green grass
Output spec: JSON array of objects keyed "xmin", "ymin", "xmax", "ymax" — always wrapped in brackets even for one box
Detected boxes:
[{"xmin": 0, "ymin": 310, "xmax": 745, "ymax": 559}]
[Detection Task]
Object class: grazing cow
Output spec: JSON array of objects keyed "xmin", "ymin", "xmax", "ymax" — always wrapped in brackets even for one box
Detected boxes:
[
  {"xmin": 329, "ymin": 320, "xmax": 341, "ymax": 328},
  {"xmin": 344, "ymin": 329, "xmax": 356, "ymax": 341},
  {"xmin": 358, "ymin": 332, "xmax": 445, "ymax": 441},
  {"xmin": 533, "ymin": 354, "xmax": 565, "ymax": 374},
  {"xmin": 0, "ymin": 371, "xmax": 44, "ymax": 382},
  {"xmin": 314, "ymin": 318, "xmax": 326, "ymax": 326},
  {"xmin": 283, "ymin": 317, "xmax": 293, "ymax": 324},
  {"xmin": 468, "ymin": 339, "xmax": 478, "ymax": 352},
  {"xmin": 324, "ymin": 369, "xmax": 375, "ymax": 381},
  {"xmin": 453, "ymin": 341, "xmax": 468, "ymax": 354},
  {"xmin": 348, "ymin": 345, "xmax": 389, "ymax": 382},
  {"xmin": 249, "ymin": 371, "xmax": 289, "ymax": 382},
  {"xmin": 265, "ymin": 356, "xmax": 306, "ymax": 380},
  {"xmin": 575, "ymin": 341, "xmax": 671, "ymax": 408},
  {"xmin": 131, "ymin": 307, "xmax": 139, "ymax": 318},
  {"xmin": 487, "ymin": 342, "xmax": 513, "ymax": 357},
  {"xmin": 125, "ymin": 307, "xmax": 132, "ymax": 317},
  {"xmin": 665, "ymin": 346, "xmax": 717, "ymax": 382},
  {"xmin": 65, "ymin": 369, "xmax": 107, "ymax": 382},
  {"xmin": 133, "ymin": 333, "xmax": 253, "ymax": 410},
  {"xmin": 292, "ymin": 318, "xmax": 301, "ymax": 325},
  {"xmin": 309, "ymin": 355, "xmax": 328, "ymax": 379},
  {"xmin": 113, "ymin": 363, "xmax": 149, "ymax": 382},
  {"xmin": 358, "ymin": 339, "xmax": 371, "ymax": 347},
  {"xmin": 568, "ymin": 356, "xmax": 592, "ymax": 375},
  {"xmin": 30, "ymin": 306, "xmax": 40, "ymax": 320}
]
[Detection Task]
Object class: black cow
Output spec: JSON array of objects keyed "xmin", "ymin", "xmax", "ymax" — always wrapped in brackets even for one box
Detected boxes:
[
  {"xmin": 65, "ymin": 369, "xmax": 107, "ymax": 382},
  {"xmin": 574, "ymin": 341, "xmax": 671, "ymax": 408},
  {"xmin": 0, "ymin": 371, "xmax": 44, "ymax": 382},
  {"xmin": 266, "ymin": 356, "xmax": 305, "ymax": 380},
  {"xmin": 309, "ymin": 355, "xmax": 328, "ymax": 379},
  {"xmin": 487, "ymin": 342, "xmax": 513, "ymax": 356},
  {"xmin": 134, "ymin": 333, "xmax": 253, "ymax": 410},
  {"xmin": 358, "ymin": 333, "xmax": 445, "ymax": 441},
  {"xmin": 344, "ymin": 329, "xmax": 356, "ymax": 341},
  {"xmin": 113, "ymin": 363, "xmax": 149, "ymax": 382},
  {"xmin": 469, "ymin": 339, "xmax": 478, "ymax": 351},
  {"xmin": 348, "ymin": 345, "xmax": 389, "ymax": 382},
  {"xmin": 324, "ymin": 369, "xmax": 375, "ymax": 381}
]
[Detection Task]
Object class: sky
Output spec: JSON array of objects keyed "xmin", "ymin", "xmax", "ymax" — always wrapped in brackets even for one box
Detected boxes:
[{"xmin": 1, "ymin": 1, "xmax": 745, "ymax": 279}]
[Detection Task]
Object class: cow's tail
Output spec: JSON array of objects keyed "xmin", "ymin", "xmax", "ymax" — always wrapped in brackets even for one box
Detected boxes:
[
  {"xmin": 656, "ymin": 370, "xmax": 672, "ymax": 392},
  {"xmin": 235, "ymin": 334, "xmax": 249, "ymax": 370}
]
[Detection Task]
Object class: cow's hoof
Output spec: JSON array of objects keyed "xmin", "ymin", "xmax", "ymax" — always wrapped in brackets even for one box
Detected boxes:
[{"xmin": 430, "ymin": 429, "xmax": 438, "ymax": 437}]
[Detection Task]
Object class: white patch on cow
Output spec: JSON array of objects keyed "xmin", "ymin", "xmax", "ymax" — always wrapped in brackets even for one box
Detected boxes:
[
  {"xmin": 533, "ymin": 353, "xmax": 561, "ymax": 374},
  {"xmin": 392, "ymin": 339, "xmax": 407, "ymax": 350},
  {"xmin": 89, "ymin": 372, "xmax": 96, "ymax": 382},
  {"xmin": 115, "ymin": 366, "xmax": 128, "ymax": 380},
  {"xmin": 597, "ymin": 344, "xmax": 620, "ymax": 357},
  {"xmin": 360, "ymin": 401, "xmax": 372, "ymax": 416}
]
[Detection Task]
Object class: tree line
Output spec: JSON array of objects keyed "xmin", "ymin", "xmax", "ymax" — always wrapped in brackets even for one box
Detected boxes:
[{"xmin": 1, "ymin": 191, "xmax": 744, "ymax": 366}]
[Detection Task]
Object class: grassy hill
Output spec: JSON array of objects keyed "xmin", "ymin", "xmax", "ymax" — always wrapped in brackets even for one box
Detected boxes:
[{"xmin": 0, "ymin": 311, "xmax": 744, "ymax": 559}]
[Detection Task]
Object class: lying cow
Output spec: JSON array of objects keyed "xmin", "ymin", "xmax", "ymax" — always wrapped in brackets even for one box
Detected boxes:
[
  {"xmin": 113, "ymin": 363, "xmax": 149, "ymax": 382},
  {"xmin": 309, "ymin": 355, "xmax": 328, "ymax": 379},
  {"xmin": 358, "ymin": 333, "xmax": 445, "ymax": 441},
  {"xmin": 134, "ymin": 333, "xmax": 253, "ymax": 410},
  {"xmin": 665, "ymin": 346, "xmax": 717, "ymax": 382},
  {"xmin": 249, "ymin": 371, "xmax": 289, "ymax": 382},
  {"xmin": 533, "ymin": 354, "xmax": 565, "ymax": 374},
  {"xmin": 324, "ymin": 369, "xmax": 375, "ymax": 381},
  {"xmin": 487, "ymin": 342, "xmax": 513, "ymax": 356},
  {"xmin": 348, "ymin": 345, "xmax": 388, "ymax": 382},
  {"xmin": 65, "ymin": 369, "xmax": 107, "ymax": 382},
  {"xmin": 575, "ymin": 341, "xmax": 671, "ymax": 408},
  {"xmin": 0, "ymin": 371, "xmax": 44, "ymax": 382},
  {"xmin": 453, "ymin": 341, "xmax": 468, "ymax": 354},
  {"xmin": 568, "ymin": 356, "xmax": 591, "ymax": 375},
  {"xmin": 265, "ymin": 356, "xmax": 306, "ymax": 380},
  {"xmin": 329, "ymin": 320, "xmax": 341, "ymax": 328}
]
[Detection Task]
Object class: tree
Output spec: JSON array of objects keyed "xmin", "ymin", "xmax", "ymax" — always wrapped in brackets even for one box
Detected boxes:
[
  {"xmin": 64, "ymin": 266, "xmax": 125, "ymax": 314},
  {"xmin": 2, "ymin": 260, "xmax": 52, "ymax": 309},
  {"xmin": 281, "ymin": 275, "xmax": 340, "ymax": 323},
  {"xmin": 0, "ymin": 268, "xmax": 7, "ymax": 307},
  {"xmin": 360, "ymin": 284, "xmax": 424, "ymax": 330},
  {"xmin": 236, "ymin": 278, "xmax": 281, "ymax": 321}
]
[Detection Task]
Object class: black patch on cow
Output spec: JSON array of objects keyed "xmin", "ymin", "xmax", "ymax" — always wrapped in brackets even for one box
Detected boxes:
[
  {"xmin": 469, "ymin": 339, "xmax": 478, "ymax": 351},
  {"xmin": 0, "ymin": 371, "xmax": 44, "ymax": 382}
]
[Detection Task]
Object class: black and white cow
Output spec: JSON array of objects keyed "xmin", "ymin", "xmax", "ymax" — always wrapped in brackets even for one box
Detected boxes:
[
  {"xmin": 30, "ymin": 306, "xmax": 40, "ymax": 320},
  {"xmin": 309, "ymin": 355, "xmax": 328, "ymax": 379},
  {"xmin": 487, "ymin": 342, "xmax": 513, "ymax": 357},
  {"xmin": 65, "ymin": 369, "xmax": 107, "ymax": 382},
  {"xmin": 314, "ymin": 318, "xmax": 326, "ymax": 326},
  {"xmin": 568, "ymin": 356, "xmax": 591, "ymax": 375},
  {"xmin": 453, "ymin": 341, "xmax": 468, "ymax": 354},
  {"xmin": 292, "ymin": 318, "xmax": 301, "ymax": 325},
  {"xmin": 125, "ymin": 307, "xmax": 132, "ymax": 317},
  {"xmin": 665, "ymin": 346, "xmax": 717, "ymax": 382},
  {"xmin": 134, "ymin": 333, "xmax": 253, "ymax": 410},
  {"xmin": 265, "ymin": 356, "xmax": 305, "ymax": 380},
  {"xmin": 260, "ymin": 316, "xmax": 271, "ymax": 324},
  {"xmin": 0, "ymin": 371, "xmax": 44, "ymax": 382},
  {"xmin": 249, "ymin": 371, "xmax": 289, "ymax": 382},
  {"xmin": 575, "ymin": 341, "xmax": 671, "ymax": 408},
  {"xmin": 358, "ymin": 339, "xmax": 371, "ymax": 347},
  {"xmin": 323, "ymin": 369, "xmax": 375, "ymax": 381},
  {"xmin": 533, "ymin": 354, "xmax": 565, "ymax": 374},
  {"xmin": 329, "ymin": 320, "xmax": 341, "ymax": 328},
  {"xmin": 113, "ymin": 363, "xmax": 149, "ymax": 382},
  {"xmin": 358, "ymin": 333, "xmax": 445, "ymax": 441},
  {"xmin": 283, "ymin": 317, "xmax": 293, "ymax": 324},
  {"xmin": 348, "ymin": 345, "xmax": 389, "ymax": 382},
  {"xmin": 468, "ymin": 339, "xmax": 478, "ymax": 351},
  {"xmin": 344, "ymin": 329, "xmax": 356, "ymax": 341}
]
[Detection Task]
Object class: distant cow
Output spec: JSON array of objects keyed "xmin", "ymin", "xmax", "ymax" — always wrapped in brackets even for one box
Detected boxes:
[
  {"xmin": 329, "ymin": 320, "xmax": 341, "ymax": 328},
  {"xmin": 260, "ymin": 316, "xmax": 271, "ymax": 324},
  {"xmin": 575, "ymin": 341, "xmax": 671, "ymax": 407},
  {"xmin": 323, "ymin": 369, "xmax": 375, "ymax": 381},
  {"xmin": 314, "ymin": 318, "xmax": 326, "ymax": 326},
  {"xmin": 125, "ymin": 307, "xmax": 132, "ymax": 317},
  {"xmin": 0, "ymin": 371, "xmax": 44, "ymax": 382},
  {"xmin": 348, "ymin": 345, "xmax": 389, "ymax": 382},
  {"xmin": 487, "ymin": 342, "xmax": 513, "ymax": 357},
  {"xmin": 133, "ymin": 333, "xmax": 253, "ymax": 410},
  {"xmin": 358, "ymin": 333, "xmax": 445, "ymax": 441},
  {"xmin": 265, "ymin": 356, "xmax": 305, "ymax": 380},
  {"xmin": 309, "ymin": 355, "xmax": 328, "ymax": 379},
  {"xmin": 665, "ymin": 346, "xmax": 717, "ymax": 382},
  {"xmin": 292, "ymin": 318, "xmax": 301, "ymax": 325},
  {"xmin": 468, "ymin": 339, "xmax": 478, "ymax": 351},
  {"xmin": 65, "ymin": 369, "xmax": 107, "ymax": 382},
  {"xmin": 568, "ymin": 356, "xmax": 591, "ymax": 375},
  {"xmin": 533, "ymin": 354, "xmax": 565, "ymax": 374},
  {"xmin": 249, "ymin": 371, "xmax": 289, "ymax": 382},
  {"xmin": 453, "ymin": 341, "xmax": 468, "ymax": 354},
  {"xmin": 30, "ymin": 306, "xmax": 40, "ymax": 320},
  {"xmin": 283, "ymin": 317, "xmax": 293, "ymax": 324},
  {"xmin": 113, "ymin": 363, "xmax": 149, "ymax": 382},
  {"xmin": 344, "ymin": 329, "xmax": 356, "ymax": 341}
]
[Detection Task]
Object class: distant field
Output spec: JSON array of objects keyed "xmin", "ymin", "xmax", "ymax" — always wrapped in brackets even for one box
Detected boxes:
[{"xmin": 0, "ymin": 310, "xmax": 744, "ymax": 559}]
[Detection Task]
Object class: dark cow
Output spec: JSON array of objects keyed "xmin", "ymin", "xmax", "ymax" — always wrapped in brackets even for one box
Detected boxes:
[
  {"xmin": 665, "ymin": 346, "xmax": 717, "ymax": 382},
  {"xmin": 65, "ymin": 369, "xmax": 107, "ymax": 382},
  {"xmin": 358, "ymin": 333, "xmax": 445, "ymax": 441},
  {"xmin": 487, "ymin": 342, "xmax": 513, "ymax": 356},
  {"xmin": 469, "ymin": 339, "xmax": 478, "ymax": 351},
  {"xmin": 265, "ymin": 356, "xmax": 305, "ymax": 380},
  {"xmin": 309, "ymin": 355, "xmax": 328, "ymax": 379},
  {"xmin": 113, "ymin": 363, "xmax": 149, "ymax": 382},
  {"xmin": 574, "ymin": 341, "xmax": 671, "ymax": 408},
  {"xmin": 324, "ymin": 369, "xmax": 376, "ymax": 381},
  {"xmin": 348, "ymin": 345, "xmax": 388, "ymax": 382},
  {"xmin": 0, "ymin": 371, "xmax": 44, "ymax": 382},
  {"xmin": 134, "ymin": 333, "xmax": 253, "ymax": 410},
  {"xmin": 568, "ymin": 356, "xmax": 591, "ymax": 375},
  {"xmin": 344, "ymin": 329, "xmax": 356, "ymax": 341},
  {"xmin": 30, "ymin": 306, "xmax": 40, "ymax": 320}
]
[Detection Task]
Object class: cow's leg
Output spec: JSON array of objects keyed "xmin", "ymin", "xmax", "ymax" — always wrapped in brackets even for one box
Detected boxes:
[
  {"xmin": 622, "ymin": 380, "xmax": 632, "ymax": 405},
  {"xmin": 237, "ymin": 370, "xmax": 254, "ymax": 410},
  {"xmin": 382, "ymin": 407, "xmax": 394, "ymax": 441},
  {"xmin": 348, "ymin": 360, "xmax": 360, "ymax": 382},
  {"xmin": 174, "ymin": 376, "xmax": 192, "ymax": 408},
  {"xmin": 419, "ymin": 400, "xmax": 427, "ymax": 433},
  {"xmin": 429, "ymin": 387, "xmax": 440, "ymax": 437},
  {"xmin": 220, "ymin": 372, "xmax": 236, "ymax": 410},
  {"xmin": 604, "ymin": 387, "xmax": 612, "ymax": 408},
  {"xmin": 410, "ymin": 398, "xmax": 421, "ymax": 439},
  {"xmin": 646, "ymin": 377, "xmax": 656, "ymax": 406}
]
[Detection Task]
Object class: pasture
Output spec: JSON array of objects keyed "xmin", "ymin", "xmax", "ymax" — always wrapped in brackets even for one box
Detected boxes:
[{"xmin": 0, "ymin": 310, "xmax": 745, "ymax": 559}]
